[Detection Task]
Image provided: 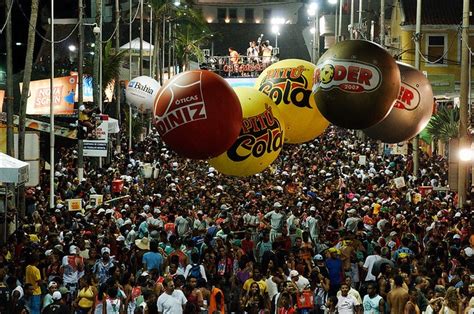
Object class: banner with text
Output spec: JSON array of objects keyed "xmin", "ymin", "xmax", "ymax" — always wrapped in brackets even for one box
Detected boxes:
[
  {"xmin": 83, "ymin": 114, "xmax": 109, "ymax": 157},
  {"xmin": 21, "ymin": 76, "xmax": 77, "ymax": 115}
]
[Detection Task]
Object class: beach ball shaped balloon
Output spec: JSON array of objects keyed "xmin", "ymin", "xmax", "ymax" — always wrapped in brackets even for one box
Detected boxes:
[
  {"xmin": 209, "ymin": 87, "xmax": 285, "ymax": 177},
  {"xmin": 363, "ymin": 62, "xmax": 434, "ymax": 143},
  {"xmin": 313, "ymin": 40, "xmax": 401, "ymax": 129},
  {"xmin": 126, "ymin": 76, "xmax": 160, "ymax": 113},
  {"xmin": 255, "ymin": 59, "xmax": 329, "ymax": 144},
  {"xmin": 154, "ymin": 70, "xmax": 242, "ymax": 159}
]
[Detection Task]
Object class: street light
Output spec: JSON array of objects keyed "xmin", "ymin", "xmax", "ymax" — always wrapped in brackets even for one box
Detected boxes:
[
  {"xmin": 271, "ymin": 17, "xmax": 285, "ymax": 49},
  {"xmin": 307, "ymin": 2, "xmax": 319, "ymax": 64},
  {"xmin": 328, "ymin": 0, "xmax": 338, "ymax": 42},
  {"xmin": 459, "ymin": 148, "xmax": 474, "ymax": 162}
]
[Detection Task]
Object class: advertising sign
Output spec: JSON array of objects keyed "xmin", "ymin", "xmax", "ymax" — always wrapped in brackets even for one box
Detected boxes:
[
  {"xmin": 70, "ymin": 73, "xmax": 114, "ymax": 103},
  {"xmin": 0, "ymin": 90, "xmax": 4, "ymax": 112},
  {"xmin": 20, "ymin": 76, "xmax": 77, "ymax": 115},
  {"xmin": 83, "ymin": 114, "xmax": 109, "ymax": 157},
  {"xmin": 67, "ymin": 199, "xmax": 83, "ymax": 211}
]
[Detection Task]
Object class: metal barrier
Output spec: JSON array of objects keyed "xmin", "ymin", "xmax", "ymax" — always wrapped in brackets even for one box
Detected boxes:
[{"xmin": 199, "ymin": 55, "xmax": 279, "ymax": 78}]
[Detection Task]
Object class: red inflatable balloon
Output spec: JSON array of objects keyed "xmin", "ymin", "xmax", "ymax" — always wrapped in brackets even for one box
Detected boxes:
[
  {"xmin": 363, "ymin": 62, "xmax": 434, "ymax": 143},
  {"xmin": 154, "ymin": 71, "xmax": 243, "ymax": 159}
]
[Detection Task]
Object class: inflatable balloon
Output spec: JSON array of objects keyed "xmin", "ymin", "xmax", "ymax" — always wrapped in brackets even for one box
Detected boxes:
[
  {"xmin": 313, "ymin": 40, "xmax": 401, "ymax": 129},
  {"xmin": 209, "ymin": 87, "xmax": 285, "ymax": 177},
  {"xmin": 363, "ymin": 62, "xmax": 434, "ymax": 143},
  {"xmin": 154, "ymin": 70, "xmax": 242, "ymax": 159},
  {"xmin": 255, "ymin": 59, "xmax": 329, "ymax": 144},
  {"xmin": 126, "ymin": 76, "xmax": 160, "ymax": 112}
]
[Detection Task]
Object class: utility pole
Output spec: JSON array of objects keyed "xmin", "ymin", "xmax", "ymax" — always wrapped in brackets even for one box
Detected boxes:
[
  {"xmin": 458, "ymin": 0, "xmax": 470, "ymax": 207},
  {"xmin": 114, "ymin": 0, "xmax": 121, "ymax": 153},
  {"xmin": 350, "ymin": 0, "xmax": 354, "ymax": 40},
  {"xmin": 139, "ymin": 0, "xmax": 144, "ymax": 76},
  {"xmin": 78, "ymin": 0, "xmax": 84, "ymax": 181},
  {"xmin": 413, "ymin": 0, "xmax": 421, "ymax": 177},
  {"xmin": 380, "ymin": 0, "xmax": 385, "ymax": 45},
  {"xmin": 5, "ymin": 0, "xmax": 14, "ymax": 157}
]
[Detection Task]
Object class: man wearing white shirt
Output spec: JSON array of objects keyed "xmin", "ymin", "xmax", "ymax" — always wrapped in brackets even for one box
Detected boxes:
[
  {"xmin": 336, "ymin": 283, "xmax": 360, "ymax": 314},
  {"xmin": 363, "ymin": 246, "xmax": 382, "ymax": 282},
  {"xmin": 157, "ymin": 277, "xmax": 187, "ymax": 314},
  {"xmin": 289, "ymin": 270, "xmax": 310, "ymax": 292},
  {"xmin": 264, "ymin": 202, "xmax": 285, "ymax": 242},
  {"xmin": 306, "ymin": 206, "xmax": 320, "ymax": 243}
]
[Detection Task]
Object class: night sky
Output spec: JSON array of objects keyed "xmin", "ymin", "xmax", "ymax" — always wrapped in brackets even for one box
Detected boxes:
[{"xmin": 1, "ymin": 0, "xmax": 81, "ymax": 74}]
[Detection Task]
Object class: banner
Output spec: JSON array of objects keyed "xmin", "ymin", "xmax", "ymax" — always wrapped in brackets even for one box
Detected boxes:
[
  {"xmin": 83, "ymin": 114, "xmax": 109, "ymax": 157},
  {"xmin": 21, "ymin": 76, "xmax": 77, "ymax": 115},
  {"xmin": 89, "ymin": 194, "xmax": 103, "ymax": 207},
  {"xmin": 0, "ymin": 90, "xmax": 4, "ymax": 112},
  {"xmin": 70, "ymin": 73, "xmax": 114, "ymax": 103},
  {"xmin": 0, "ymin": 113, "xmax": 78, "ymax": 139},
  {"xmin": 67, "ymin": 199, "xmax": 83, "ymax": 211},
  {"xmin": 393, "ymin": 176, "xmax": 406, "ymax": 189}
]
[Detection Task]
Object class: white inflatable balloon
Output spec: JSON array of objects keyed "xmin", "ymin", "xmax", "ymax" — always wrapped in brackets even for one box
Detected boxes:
[{"xmin": 125, "ymin": 76, "xmax": 160, "ymax": 112}]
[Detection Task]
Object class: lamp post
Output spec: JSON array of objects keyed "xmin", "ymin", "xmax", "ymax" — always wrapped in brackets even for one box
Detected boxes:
[
  {"xmin": 271, "ymin": 25, "xmax": 280, "ymax": 48},
  {"xmin": 50, "ymin": 0, "xmax": 55, "ymax": 210},
  {"xmin": 271, "ymin": 17, "xmax": 285, "ymax": 49},
  {"xmin": 328, "ymin": 0, "xmax": 338, "ymax": 42},
  {"xmin": 307, "ymin": 2, "xmax": 319, "ymax": 64}
]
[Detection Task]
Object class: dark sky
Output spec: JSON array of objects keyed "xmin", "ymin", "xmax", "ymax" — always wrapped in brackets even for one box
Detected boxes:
[{"xmin": 0, "ymin": 0, "xmax": 82, "ymax": 74}]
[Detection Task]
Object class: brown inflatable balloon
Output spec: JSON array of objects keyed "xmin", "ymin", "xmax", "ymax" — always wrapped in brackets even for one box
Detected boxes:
[
  {"xmin": 363, "ymin": 62, "xmax": 434, "ymax": 143},
  {"xmin": 313, "ymin": 40, "xmax": 401, "ymax": 129}
]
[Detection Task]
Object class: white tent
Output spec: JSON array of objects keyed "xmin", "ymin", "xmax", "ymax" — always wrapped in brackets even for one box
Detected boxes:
[
  {"xmin": 0, "ymin": 153, "xmax": 29, "ymax": 184},
  {"xmin": 120, "ymin": 38, "xmax": 154, "ymax": 51},
  {"xmin": 108, "ymin": 118, "xmax": 120, "ymax": 134}
]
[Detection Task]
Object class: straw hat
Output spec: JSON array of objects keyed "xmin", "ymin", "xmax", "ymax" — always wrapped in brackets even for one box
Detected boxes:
[{"xmin": 135, "ymin": 237, "xmax": 150, "ymax": 250}]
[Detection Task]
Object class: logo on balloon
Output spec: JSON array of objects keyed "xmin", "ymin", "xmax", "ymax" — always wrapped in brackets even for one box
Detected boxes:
[
  {"xmin": 257, "ymin": 66, "xmax": 312, "ymax": 108},
  {"xmin": 227, "ymin": 104, "xmax": 283, "ymax": 162},
  {"xmin": 155, "ymin": 73, "xmax": 207, "ymax": 135},
  {"xmin": 314, "ymin": 60, "xmax": 382, "ymax": 93},
  {"xmin": 393, "ymin": 83, "xmax": 420, "ymax": 111},
  {"xmin": 128, "ymin": 81, "xmax": 155, "ymax": 95}
]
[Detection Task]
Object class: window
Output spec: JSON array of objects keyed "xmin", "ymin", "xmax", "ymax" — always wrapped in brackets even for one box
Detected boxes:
[
  {"xmin": 217, "ymin": 8, "xmax": 227, "ymax": 21},
  {"xmin": 229, "ymin": 8, "xmax": 237, "ymax": 19},
  {"xmin": 427, "ymin": 35, "xmax": 446, "ymax": 65},
  {"xmin": 245, "ymin": 8, "xmax": 254, "ymax": 21},
  {"xmin": 263, "ymin": 9, "xmax": 272, "ymax": 20}
]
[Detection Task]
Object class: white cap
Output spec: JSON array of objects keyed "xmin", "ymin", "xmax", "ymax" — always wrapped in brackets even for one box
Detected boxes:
[
  {"xmin": 290, "ymin": 270, "xmax": 299, "ymax": 278},
  {"xmin": 453, "ymin": 234, "xmax": 461, "ymax": 239},
  {"xmin": 101, "ymin": 247, "xmax": 111, "ymax": 255},
  {"xmin": 309, "ymin": 206, "xmax": 316, "ymax": 211},
  {"xmin": 52, "ymin": 291, "xmax": 62, "ymax": 301},
  {"xmin": 274, "ymin": 202, "xmax": 283, "ymax": 208},
  {"xmin": 97, "ymin": 208, "xmax": 106, "ymax": 215},
  {"xmin": 69, "ymin": 245, "xmax": 79, "ymax": 255}
]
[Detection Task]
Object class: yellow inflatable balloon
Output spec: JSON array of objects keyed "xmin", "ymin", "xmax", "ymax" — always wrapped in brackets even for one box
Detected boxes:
[
  {"xmin": 255, "ymin": 59, "xmax": 329, "ymax": 144},
  {"xmin": 209, "ymin": 87, "xmax": 285, "ymax": 177}
]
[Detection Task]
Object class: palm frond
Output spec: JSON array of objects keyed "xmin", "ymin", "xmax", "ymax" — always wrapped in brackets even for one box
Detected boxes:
[{"xmin": 425, "ymin": 106, "xmax": 460, "ymax": 142}]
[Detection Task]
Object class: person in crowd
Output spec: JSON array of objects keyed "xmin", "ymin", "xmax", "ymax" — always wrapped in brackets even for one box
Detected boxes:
[
  {"xmin": 157, "ymin": 277, "xmax": 187, "ymax": 314},
  {"xmin": 387, "ymin": 275, "xmax": 410, "ymax": 314},
  {"xmin": 362, "ymin": 282, "xmax": 384, "ymax": 314}
]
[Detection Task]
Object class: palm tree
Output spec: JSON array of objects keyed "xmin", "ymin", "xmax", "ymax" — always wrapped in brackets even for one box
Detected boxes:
[
  {"xmin": 174, "ymin": 23, "xmax": 213, "ymax": 71},
  {"xmin": 425, "ymin": 106, "xmax": 459, "ymax": 156},
  {"xmin": 17, "ymin": 0, "xmax": 39, "ymax": 217},
  {"xmin": 149, "ymin": 0, "xmax": 209, "ymax": 82}
]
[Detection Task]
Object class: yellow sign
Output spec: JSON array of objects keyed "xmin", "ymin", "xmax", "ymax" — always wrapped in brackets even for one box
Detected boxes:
[
  {"xmin": 255, "ymin": 59, "xmax": 329, "ymax": 144},
  {"xmin": 67, "ymin": 199, "xmax": 83, "ymax": 211},
  {"xmin": 89, "ymin": 194, "xmax": 103, "ymax": 207},
  {"xmin": 209, "ymin": 87, "xmax": 285, "ymax": 177}
]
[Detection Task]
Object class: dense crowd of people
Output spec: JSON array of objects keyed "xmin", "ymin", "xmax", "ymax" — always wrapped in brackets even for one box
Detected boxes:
[{"xmin": 1, "ymin": 125, "xmax": 473, "ymax": 314}]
